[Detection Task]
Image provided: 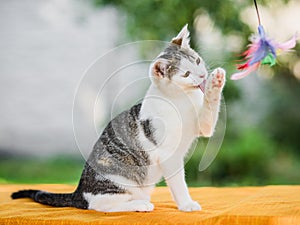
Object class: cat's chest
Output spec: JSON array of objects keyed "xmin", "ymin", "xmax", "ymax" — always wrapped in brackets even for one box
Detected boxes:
[{"xmin": 141, "ymin": 94, "xmax": 201, "ymax": 139}]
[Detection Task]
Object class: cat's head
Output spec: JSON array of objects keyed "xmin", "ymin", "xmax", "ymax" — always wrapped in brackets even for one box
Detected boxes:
[{"xmin": 149, "ymin": 24, "xmax": 208, "ymax": 94}]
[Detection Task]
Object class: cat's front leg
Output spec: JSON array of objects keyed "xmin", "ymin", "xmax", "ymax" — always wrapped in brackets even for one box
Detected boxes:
[
  {"xmin": 161, "ymin": 159, "xmax": 201, "ymax": 212},
  {"xmin": 198, "ymin": 68, "xmax": 226, "ymax": 137}
]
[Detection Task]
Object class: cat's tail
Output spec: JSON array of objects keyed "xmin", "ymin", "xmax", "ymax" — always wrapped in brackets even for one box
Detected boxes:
[{"xmin": 11, "ymin": 190, "xmax": 75, "ymax": 207}]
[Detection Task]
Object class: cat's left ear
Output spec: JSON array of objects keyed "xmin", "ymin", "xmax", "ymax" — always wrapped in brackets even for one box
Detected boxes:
[
  {"xmin": 171, "ymin": 24, "xmax": 190, "ymax": 48},
  {"xmin": 150, "ymin": 59, "xmax": 170, "ymax": 79}
]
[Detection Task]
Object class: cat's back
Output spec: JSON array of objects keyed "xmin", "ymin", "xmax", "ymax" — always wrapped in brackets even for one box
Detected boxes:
[
  {"xmin": 92, "ymin": 103, "xmax": 145, "ymax": 159},
  {"xmin": 84, "ymin": 103, "xmax": 153, "ymax": 184}
]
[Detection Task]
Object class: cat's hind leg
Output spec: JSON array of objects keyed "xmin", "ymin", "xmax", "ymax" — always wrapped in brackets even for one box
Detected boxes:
[
  {"xmin": 83, "ymin": 193, "xmax": 154, "ymax": 212},
  {"xmin": 108, "ymin": 199, "xmax": 154, "ymax": 212}
]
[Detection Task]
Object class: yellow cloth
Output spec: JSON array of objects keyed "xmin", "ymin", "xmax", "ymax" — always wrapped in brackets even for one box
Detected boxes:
[{"xmin": 0, "ymin": 184, "xmax": 300, "ymax": 225}]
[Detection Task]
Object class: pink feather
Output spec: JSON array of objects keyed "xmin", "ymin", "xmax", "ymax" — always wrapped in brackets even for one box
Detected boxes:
[
  {"xmin": 231, "ymin": 62, "xmax": 260, "ymax": 80},
  {"xmin": 275, "ymin": 33, "xmax": 298, "ymax": 51}
]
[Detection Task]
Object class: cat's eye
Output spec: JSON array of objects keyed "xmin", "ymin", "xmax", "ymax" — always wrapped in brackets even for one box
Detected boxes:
[
  {"xmin": 196, "ymin": 58, "xmax": 201, "ymax": 65},
  {"xmin": 183, "ymin": 71, "xmax": 191, "ymax": 78}
]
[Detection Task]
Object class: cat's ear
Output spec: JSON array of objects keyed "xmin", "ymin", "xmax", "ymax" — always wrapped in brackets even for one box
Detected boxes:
[
  {"xmin": 150, "ymin": 59, "xmax": 170, "ymax": 78},
  {"xmin": 171, "ymin": 24, "xmax": 190, "ymax": 48}
]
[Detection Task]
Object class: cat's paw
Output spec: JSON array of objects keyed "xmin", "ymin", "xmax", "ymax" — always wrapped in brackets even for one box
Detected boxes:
[
  {"xmin": 135, "ymin": 201, "xmax": 154, "ymax": 212},
  {"xmin": 208, "ymin": 67, "xmax": 226, "ymax": 91},
  {"xmin": 178, "ymin": 201, "xmax": 202, "ymax": 212}
]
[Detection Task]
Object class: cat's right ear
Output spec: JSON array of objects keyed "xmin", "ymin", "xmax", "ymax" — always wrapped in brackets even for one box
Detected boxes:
[
  {"xmin": 171, "ymin": 24, "xmax": 190, "ymax": 48},
  {"xmin": 150, "ymin": 59, "xmax": 170, "ymax": 78}
]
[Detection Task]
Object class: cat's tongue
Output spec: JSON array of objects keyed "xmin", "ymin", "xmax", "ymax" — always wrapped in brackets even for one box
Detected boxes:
[{"xmin": 198, "ymin": 80, "xmax": 206, "ymax": 93}]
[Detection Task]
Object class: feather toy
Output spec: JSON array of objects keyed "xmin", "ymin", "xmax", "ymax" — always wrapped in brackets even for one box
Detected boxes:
[{"xmin": 231, "ymin": 0, "xmax": 297, "ymax": 80}]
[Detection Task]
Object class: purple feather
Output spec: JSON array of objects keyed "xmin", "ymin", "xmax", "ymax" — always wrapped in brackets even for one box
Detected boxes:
[{"xmin": 249, "ymin": 26, "xmax": 277, "ymax": 66}]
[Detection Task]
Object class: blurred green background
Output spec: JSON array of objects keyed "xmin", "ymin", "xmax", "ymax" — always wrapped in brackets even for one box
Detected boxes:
[{"xmin": 0, "ymin": 0, "xmax": 299, "ymax": 186}]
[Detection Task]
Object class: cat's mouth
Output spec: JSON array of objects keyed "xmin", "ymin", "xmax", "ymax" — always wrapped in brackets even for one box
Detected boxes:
[{"xmin": 194, "ymin": 80, "xmax": 206, "ymax": 93}]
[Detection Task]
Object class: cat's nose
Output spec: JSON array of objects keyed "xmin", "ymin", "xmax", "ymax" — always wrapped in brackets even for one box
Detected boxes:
[{"xmin": 199, "ymin": 74, "xmax": 205, "ymax": 78}]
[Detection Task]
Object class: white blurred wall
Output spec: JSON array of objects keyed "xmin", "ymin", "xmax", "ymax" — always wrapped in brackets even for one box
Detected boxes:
[{"xmin": 0, "ymin": 0, "xmax": 122, "ymax": 156}]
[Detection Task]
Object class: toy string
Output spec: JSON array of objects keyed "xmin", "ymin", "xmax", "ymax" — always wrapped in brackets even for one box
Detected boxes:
[{"xmin": 253, "ymin": 0, "xmax": 261, "ymax": 25}]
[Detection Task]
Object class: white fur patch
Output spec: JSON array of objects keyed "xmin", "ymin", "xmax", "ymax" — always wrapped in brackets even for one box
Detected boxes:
[
  {"xmin": 83, "ymin": 192, "xmax": 154, "ymax": 212},
  {"xmin": 105, "ymin": 174, "xmax": 154, "ymax": 201},
  {"xmin": 83, "ymin": 192, "xmax": 131, "ymax": 212}
]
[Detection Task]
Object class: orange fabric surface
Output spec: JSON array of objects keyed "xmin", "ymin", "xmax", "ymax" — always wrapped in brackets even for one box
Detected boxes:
[{"xmin": 0, "ymin": 184, "xmax": 300, "ymax": 225}]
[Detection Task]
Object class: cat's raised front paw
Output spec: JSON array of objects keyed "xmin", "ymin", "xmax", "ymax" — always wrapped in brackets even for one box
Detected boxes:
[
  {"xmin": 209, "ymin": 67, "xmax": 226, "ymax": 90},
  {"xmin": 178, "ymin": 201, "xmax": 202, "ymax": 212}
]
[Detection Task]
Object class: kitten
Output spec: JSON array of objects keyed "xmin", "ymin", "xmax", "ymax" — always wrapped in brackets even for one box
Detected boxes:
[{"xmin": 11, "ymin": 25, "xmax": 225, "ymax": 212}]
